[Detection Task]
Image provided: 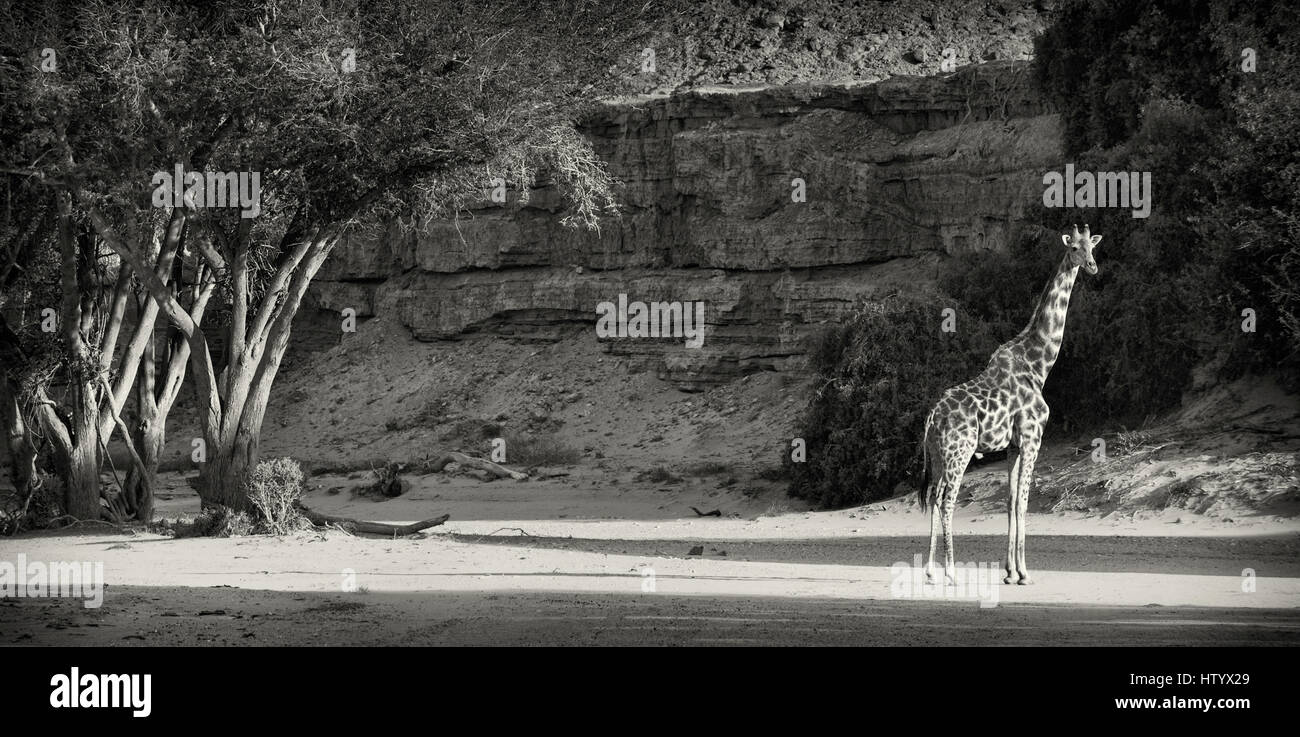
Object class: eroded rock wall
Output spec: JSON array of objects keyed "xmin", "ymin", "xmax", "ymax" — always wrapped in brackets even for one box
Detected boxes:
[{"xmin": 307, "ymin": 61, "xmax": 1060, "ymax": 389}]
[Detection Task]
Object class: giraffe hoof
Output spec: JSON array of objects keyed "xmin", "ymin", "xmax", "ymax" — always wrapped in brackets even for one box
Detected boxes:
[
  {"xmin": 1003, "ymin": 573, "xmax": 1016, "ymax": 585},
  {"xmin": 1017, "ymin": 576, "xmax": 1033, "ymax": 586},
  {"xmin": 925, "ymin": 571, "xmax": 936, "ymax": 584}
]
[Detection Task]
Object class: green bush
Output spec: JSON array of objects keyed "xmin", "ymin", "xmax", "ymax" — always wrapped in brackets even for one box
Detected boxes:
[{"xmin": 787, "ymin": 296, "xmax": 1000, "ymax": 508}]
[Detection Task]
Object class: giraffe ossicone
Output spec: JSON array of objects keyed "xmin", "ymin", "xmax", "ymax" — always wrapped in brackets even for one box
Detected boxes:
[{"xmin": 919, "ymin": 226, "xmax": 1101, "ymax": 585}]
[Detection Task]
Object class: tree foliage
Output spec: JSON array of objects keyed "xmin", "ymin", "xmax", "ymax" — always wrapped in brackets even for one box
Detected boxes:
[
  {"xmin": 948, "ymin": 0, "xmax": 1300, "ymax": 430},
  {"xmin": 1, "ymin": 0, "xmax": 676, "ymax": 513},
  {"xmin": 1018, "ymin": 0, "xmax": 1299, "ymax": 424}
]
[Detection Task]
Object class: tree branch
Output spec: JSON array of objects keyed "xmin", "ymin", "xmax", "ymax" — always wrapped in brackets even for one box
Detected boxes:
[
  {"xmin": 96, "ymin": 209, "xmax": 189, "ymax": 441},
  {"xmin": 297, "ymin": 504, "xmax": 449, "ymax": 536},
  {"xmin": 84, "ymin": 206, "xmax": 223, "ymax": 442}
]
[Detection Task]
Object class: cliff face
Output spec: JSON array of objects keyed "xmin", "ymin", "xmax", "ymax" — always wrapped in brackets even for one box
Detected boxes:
[{"xmin": 305, "ymin": 61, "xmax": 1060, "ymax": 389}]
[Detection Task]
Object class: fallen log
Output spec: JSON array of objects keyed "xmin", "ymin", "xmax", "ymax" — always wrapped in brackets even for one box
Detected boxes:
[
  {"xmin": 425, "ymin": 451, "xmax": 527, "ymax": 481},
  {"xmin": 297, "ymin": 503, "xmax": 449, "ymax": 536}
]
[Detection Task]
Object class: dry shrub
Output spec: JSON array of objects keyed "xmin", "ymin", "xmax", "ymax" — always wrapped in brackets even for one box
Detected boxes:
[
  {"xmin": 499, "ymin": 432, "xmax": 581, "ymax": 466},
  {"xmin": 246, "ymin": 457, "xmax": 310, "ymax": 535}
]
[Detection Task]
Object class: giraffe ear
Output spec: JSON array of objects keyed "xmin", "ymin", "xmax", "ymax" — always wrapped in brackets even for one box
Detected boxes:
[
  {"xmin": 1061, "ymin": 234, "xmax": 1072, "ymax": 247},
  {"xmin": 1089, "ymin": 234, "xmax": 1103, "ymax": 247}
]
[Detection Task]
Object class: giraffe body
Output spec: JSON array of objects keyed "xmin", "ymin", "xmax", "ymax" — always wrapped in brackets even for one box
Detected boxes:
[{"xmin": 921, "ymin": 226, "xmax": 1101, "ymax": 585}]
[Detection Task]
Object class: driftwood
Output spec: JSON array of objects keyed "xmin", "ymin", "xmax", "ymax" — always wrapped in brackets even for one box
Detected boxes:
[
  {"xmin": 297, "ymin": 503, "xmax": 449, "ymax": 536},
  {"xmin": 425, "ymin": 452, "xmax": 527, "ymax": 481}
]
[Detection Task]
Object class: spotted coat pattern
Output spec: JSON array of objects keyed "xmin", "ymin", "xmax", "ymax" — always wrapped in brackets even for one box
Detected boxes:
[{"xmin": 920, "ymin": 227, "xmax": 1100, "ymax": 585}]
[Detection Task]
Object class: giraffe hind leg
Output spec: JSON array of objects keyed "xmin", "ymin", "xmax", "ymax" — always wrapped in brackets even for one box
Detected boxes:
[
  {"xmin": 940, "ymin": 464, "xmax": 964, "ymax": 585},
  {"xmin": 1004, "ymin": 452, "xmax": 1022, "ymax": 585},
  {"xmin": 925, "ymin": 475, "xmax": 944, "ymax": 583}
]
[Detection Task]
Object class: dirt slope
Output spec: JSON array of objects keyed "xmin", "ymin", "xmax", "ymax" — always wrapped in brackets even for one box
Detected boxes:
[{"xmin": 150, "ymin": 317, "xmax": 1300, "ymax": 533}]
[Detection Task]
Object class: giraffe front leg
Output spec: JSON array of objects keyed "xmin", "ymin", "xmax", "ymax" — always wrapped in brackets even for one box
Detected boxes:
[
  {"xmin": 1014, "ymin": 442, "xmax": 1040, "ymax": 585},
  {"xmin": 1004, "ymin": 453, "xmax": 1021, "ymax": 585},
  {"xmin": 925, "ymin": 498, "xmax": 939, "ymax": 584}
]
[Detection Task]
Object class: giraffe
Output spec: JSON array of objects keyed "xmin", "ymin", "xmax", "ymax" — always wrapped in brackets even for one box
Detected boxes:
[{"xmin": 920, "ymin": 224, "xmax": 1101, "ymax": 585}]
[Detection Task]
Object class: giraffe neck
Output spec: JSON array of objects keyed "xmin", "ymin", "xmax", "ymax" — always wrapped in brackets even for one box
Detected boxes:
[{"xmin": 1019, "ymin": 253, "xmax": 1079, "ymax": 386}]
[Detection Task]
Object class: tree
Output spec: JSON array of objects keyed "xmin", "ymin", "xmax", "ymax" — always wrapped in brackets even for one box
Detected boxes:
[
  {"xmin": 1025, "ymin": 0, "xmax": 1300, "ymax": 424},
  {"xmin": 3, "ymin": 0, "xmax": 671, "ymax": 511},
  {"xmin": 787, "ymin": 296, "xmax": 1000, "ymax": 508},
  {"xmin": 0, "ymin": 186, "xmax": 207, "ymax": 521},
  {"xmin": 0, "ymin": 183, "xmax": 54, "ymax": 509}
]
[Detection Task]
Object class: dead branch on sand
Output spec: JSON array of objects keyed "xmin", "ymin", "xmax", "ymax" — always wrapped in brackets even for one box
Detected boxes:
[
  {"xmin": 485, "ymin": 527, "xmax": 533, "ymax": 536},
  {"xmin": 297, "ymin": 503, "xmax": 449, "ymax": 536},
  {"xmin": 424, "ymin": 452, "xmax": 528, "ymax": 481}
]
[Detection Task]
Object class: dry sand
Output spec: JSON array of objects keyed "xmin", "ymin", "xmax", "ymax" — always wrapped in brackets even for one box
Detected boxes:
[{"xmin": 3, "ymin": 476, "xmax": 1298, "ymax": 645}]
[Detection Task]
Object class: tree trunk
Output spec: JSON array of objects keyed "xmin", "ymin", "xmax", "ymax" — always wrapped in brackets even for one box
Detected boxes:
[
  {"xmin": 201, "ymin": 429, "xmax": 257, "ymax": 512},
  {"xmin": 91, "ymin": 216, "xmax": 338, "ymax": 515},
  {"xmin": 123, "ymin": 326, "xmax": 160, "ymax": 522},
  {"xmin": 200, "ymin": 265, "xmax": 312, "ymax": 511},
  {"xmin": 51, "ymin": 204, "xmax": 101, "ymax": 520},
  {"xmin": 63, "ymin": 378, "xmax": 102, "ymax": 521},
  {"xmin": 0, "ymin": 381, "xmax": 37, "ymax": 499},
  {"xmin": 124, "ymin": 412, "xmax": 163, "ymax": 522}
]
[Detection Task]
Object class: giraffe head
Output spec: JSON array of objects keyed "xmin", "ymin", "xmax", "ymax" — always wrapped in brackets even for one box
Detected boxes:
[{"xmin": 1062, "ymin": 223, "xmax": 1101, "ymax": 275}]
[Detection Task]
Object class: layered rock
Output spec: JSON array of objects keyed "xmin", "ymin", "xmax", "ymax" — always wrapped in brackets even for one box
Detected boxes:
[{"xmin": 306, "ymin": 61, "xmax": 1061, "ymax": 389}]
